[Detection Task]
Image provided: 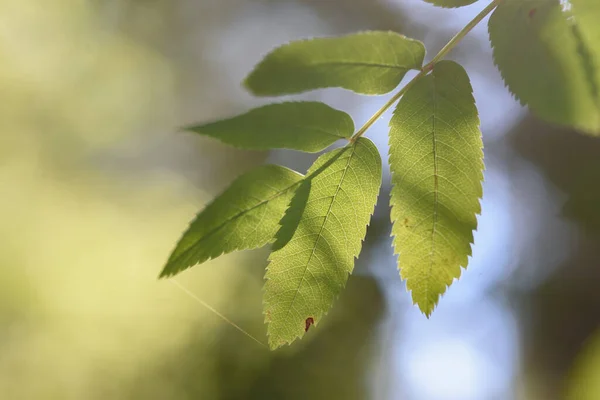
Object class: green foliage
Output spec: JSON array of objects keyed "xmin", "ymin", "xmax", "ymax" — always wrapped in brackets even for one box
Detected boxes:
[
  {"xmin": 162, "ymin": 0, "xmax": 600, "ymax": 348},
  {"xmin": 566, "ymin": 329, "xmax": 600, "ymax": 400},
  {"xmin": 488, "ymin": 0, "xmax": 600, "ymax": 134},
  {"xmin": 186, "ymin": 102, "xmax": 354, "ymax": 153},
  {"xmin": 160, "ymin": 165, "xmax": 303, "ymax": 278},
  {"xmin": 264, "ymin": 138, "xmax": 381, "ymax": 348},
  {"xmin": 571, "ymin": 0, "xmax": 600, "ymax": 103},
  {"xmin": 245, "ymin": 31, "xmax": 426, "ymax": 96},
  {"xmin": 389, "ymin": 60, "xmax": 483, "ymax": 315},
  {"xmin": 424, "ymin": 0, "xmax": 479, "ymax": 8}
]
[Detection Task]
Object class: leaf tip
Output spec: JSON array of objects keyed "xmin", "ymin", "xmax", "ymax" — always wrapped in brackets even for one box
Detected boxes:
[
  {"xmin": 243, "ymin": 63, "xmax": 274, "ymax": 97},
  {"xmin": 158, "ymin": 261, "xmax": 180, "ymax": 279},
  {"xmin": 241, "ymin": 74, "xmax": 256, "ymax": 95},
  {"xmin": 267, "ymin": 338, "xmax": 281, "ymax": 351},
  {"xmin": 158, "ymin": 270, "xmax": 169, "ymax": 280},
  {"xmin": 265, "ymin": 326, "xmax": 298, "ymax": 351},
  {"xmin": 420, "ymin": 303, "xmax": 435, "ymax": 319}
]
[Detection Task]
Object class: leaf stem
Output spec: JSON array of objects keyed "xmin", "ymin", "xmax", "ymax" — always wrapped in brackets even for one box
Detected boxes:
[
  {"xmin": 350, "ymin": 71, "xmax": 425, "ymax": 142},
  {"xmin": 350, "ymin": 0, "xmax": 502, "ymax": 142},
  {"xmin": 428, "ymin": 0, "xmax": 502, "ymax": 66}
]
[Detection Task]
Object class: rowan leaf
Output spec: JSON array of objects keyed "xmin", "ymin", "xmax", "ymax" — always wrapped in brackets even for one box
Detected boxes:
[
  {"xmin": 160, "ymin": 165, "xmax": 303, "ymax": 278},
  {"xmin": 264, "ymin": 138, "xmax": 382, "ymax": 349},
  {"xmin": 423, "ymin": 0, "xmax": 479, "ymax": 8},
  {"xmin": 245, "ymin": 31, "xmax": 425, "ymax": 96},
  {"xmin": 389, "ymin": 60, "xmax": 483, "ymax": 316},
  {"xmin": 186, "ymin": 102, "xmax": 354, "ymax": 153},
  {"xmin": 571, "ymin": 0, "xmax": 600, "ymax": 102},
  {"xmin": 571, "ymin": 23, "xmax": 599, "ymax": 105},
  {"xmin": 488, "ymin": 0, "xmax": 600, "ymax": 134}
]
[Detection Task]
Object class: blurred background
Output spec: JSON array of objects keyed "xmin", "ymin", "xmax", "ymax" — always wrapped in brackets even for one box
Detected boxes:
[{"xmin": 1, "ymin": 0, "xmax": 599, "ymax": 399}]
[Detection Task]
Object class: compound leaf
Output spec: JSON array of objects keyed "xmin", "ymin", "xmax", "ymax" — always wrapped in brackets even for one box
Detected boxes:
[
  {"xmin": 423, "ymin": 0, "xmax": 478, "ymax": 8},
  {"xmin": 160, "ymin": 165, "xmax": 303, "ymax": 278},
  {"xmin": 488, "ymin": 0, "xmax": 600, "ymax": 134},
  {"xmin": 186, "ymin": 102, "xmax": 354, "ymax": 153},
  {"xmin": 389, "ymin": 60, "xmax": 483, "ymax": 316},
  {"xmin": 245, "ymin": 31, "xmax": 425, "ymax": 96},
  {"xmin": 264, "ymin": 138, "xmax": 382, "ymax": 349}
]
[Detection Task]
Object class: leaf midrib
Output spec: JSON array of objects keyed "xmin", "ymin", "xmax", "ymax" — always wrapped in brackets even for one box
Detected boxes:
[
  {"xmin": 290, "ymin": 124, "xmax": 349, "ymax": 140},
  {"xmin": 426, "ymin": 73, "xmax": 440, "ymax": 313},
  {"xmin": 164, "ymin": 180, "xmax": 302, "ymax": 274},
  {"xmin": 302, "ymin": 61, "xmax": 413, "ymax": 70},
  {"xmin": 282, "ymin": 146, "xmax": 357, "ymax": 319}
]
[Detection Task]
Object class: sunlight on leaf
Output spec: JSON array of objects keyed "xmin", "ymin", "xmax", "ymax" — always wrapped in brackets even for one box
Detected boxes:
[
  {"xmin": 186, "ymin": 102, "xmax": 354, "ymax": 153},
  {"xmin": 389, "ymin": 60, "xmax": 483, "ymax": 316},
  {"xmin": 245, "ymin": 31, "xmax": 425, "ymax": 96},
  {"xmin": 161, "ymin": 165, "xmax": 303, "ymax": 278},
  {"xmin": 264, "ymin": 138, "xmax": 382, "ymax": 349},
  {"xmin": 488, "ymin": 0, "xmax": 600, "ymax": 134},
  {"xmin": 571, "ymin": 0, "xmax": 600, "ymax": 104}
]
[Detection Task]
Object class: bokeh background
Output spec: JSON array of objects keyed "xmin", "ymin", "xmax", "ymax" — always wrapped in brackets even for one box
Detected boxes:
[{"xmin": 2, "ymin": 0, "xmax": 600, "ymax": 399}]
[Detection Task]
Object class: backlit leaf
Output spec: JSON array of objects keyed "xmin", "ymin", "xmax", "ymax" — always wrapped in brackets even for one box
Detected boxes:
[
  {"xmin": 488, "ymin": 0, "xmax": 600, "ymax": 134},
  {"xmin": 389, "ymin": 60, "xmax": 483, "ymax": 316},
  {"xmin": 264, "ymin": 138, "xmax": 382, "ymax": 349},
  {"xmin": 186, "ymin": 102, "xmax": 354, "ymax": 153},
  {"xmin": 245, "ymin": 31, "xmax": 425, "ymax": 96},
  {"xmin": 160, "ymin": 165, "xmax": 303, "ymax": 278},
  {"xmin": 571, "ymin": 0, "xmax": 600, "ymax": 102}
]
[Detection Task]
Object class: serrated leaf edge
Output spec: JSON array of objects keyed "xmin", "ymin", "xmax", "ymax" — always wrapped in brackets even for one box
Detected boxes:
[
  {"xmin": 263, "ymin": 139, "xmax": 381, "ymax": 349},
  {"xmin": 160, "ymin": 165, "xmax": 304, "ymax": 278},
  {"xmin": 388, "ymin": 63, "xmax": 484, "ymax": 316},
  {"xmin": 183, "ymin": 101, "xmax": 355, "ymax": 153},
  {"xmin": 244, "ymin": 31, "xmax": 426, "ymax": 96}
]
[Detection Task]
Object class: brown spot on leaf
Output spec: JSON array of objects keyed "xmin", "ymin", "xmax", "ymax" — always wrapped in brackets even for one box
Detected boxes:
[
  {"xmin": 305, "ymin": 317, "xmax": 314, "ymax": 332},
  {"xmin": 404, "ymin": 218, "xmax": 410, "ymax": 226},
  {"xmin": 528, "ymin": 8, "xmax": 536, "ymax": 18}
]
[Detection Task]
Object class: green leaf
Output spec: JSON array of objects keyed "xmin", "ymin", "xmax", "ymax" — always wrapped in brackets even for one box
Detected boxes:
[
  {"xmin": 389, "ymin": 60, "xmax": 483, "ymax": 316},
  {"xmin": 571, "ymin": 0, "xmax": 600, "ymax": 101},
  {"xmin": 186, "ymin": 102, "xmax": 354, "ymax": 153},
  {"xmin": 571, "ymin": 23, "xmax": 599, "ymax": 104},
  {"xmin": 566, "ymin": 330, "xmax": 600, "ymax": 400},
  {"xmin": 245, "ymin": 31, "xmax": 426, "ymax": 96},
  {"xmin": 160, "ymin": 165, "xmax": 303, "ymax": 278},
  {"xmin": 488, "ymin": 0, "xmax": 600, "ymax": 134},
  {"xmin": 264, "ymin": 138, "xmax": 382, "ymax": 349},
  {"xmin": 423, "ymin": 0, "xmax": 478, "ymax": 8}
]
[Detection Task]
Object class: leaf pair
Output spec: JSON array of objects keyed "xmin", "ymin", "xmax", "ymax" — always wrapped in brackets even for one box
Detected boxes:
[
  {"xmin": 162, "ymin": 137, "xmax": 382, "ymax": 349},
  {"xmin": 185, "ymin": 30, "xmax": 424, "ymax": 154}
]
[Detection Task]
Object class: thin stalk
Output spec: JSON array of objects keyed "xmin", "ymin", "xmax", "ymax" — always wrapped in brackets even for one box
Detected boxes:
[
  {"xmin": 428, "ymin": 0, "xmax": 502, "ymax": 66},
  {"xmin": 349, "ymin": 0, "xmax": 502, "ymax": 143},
  {"xmin": 350, "ymin": 70, "xmax": 426, "ymax": 143}
]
